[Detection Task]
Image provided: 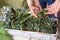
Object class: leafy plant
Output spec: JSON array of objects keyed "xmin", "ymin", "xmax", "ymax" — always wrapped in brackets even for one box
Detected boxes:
[
  {"xmin": 0, "ymin": 22, "xmax": 13, "ymax": 40},
  {"xmin": 24, "ymin": 10, "xmax": 57, "ymax": 34},
  {"xmin": 4, "ymin": 8, "xmax": 57, "ymax": 34}
]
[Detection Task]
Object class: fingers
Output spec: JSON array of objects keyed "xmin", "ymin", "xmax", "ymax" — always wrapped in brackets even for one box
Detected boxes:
[
  {"xmin": 27, "ymin": 1, "xmax": 39, "ymax": 18},
  {"xmin": 28, "ymin": 6, "xmax": 38, "ymax": 18},
  {"xmin": 38, "ymin": 6, "xmax": 42, "ymax": 10},
  {"xmin": 55, "ymin": 13, "xmax": 57, "ymax": 17},
  {"xmin": 34, "ymin": 7, "xmax": 39, "ymax": 11},
  {"xmin": 30, "ymin": 6, "xmax": 38, "ymax": 18},
  {"xmin": 45, "ymin": 5, "xmax": 59, "ymax": 17},
  {"xmin": 44, "ymin": 7, "xmax": 53, "ymax": 14},
  {"xmin": 27, "ymin": 0, "xmax": 43, "ymax": 18},
  {"xmin": 34, "ymin": 0, "xmax": 42, "ymax": 10},
  {"xmin": 31, "ymin": 9, "xmax": 38, "ymax": 18}
]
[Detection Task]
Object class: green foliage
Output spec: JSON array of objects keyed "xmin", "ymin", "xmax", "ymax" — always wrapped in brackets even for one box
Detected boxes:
[
  {"xmin": 0, "ymin": 21, "xmax": 4, "ymax": 27},
  {"xmin": 3, "ymin": 7, "xmax": 57, "ymax": 34},
  {"xmin": 25, "ymin": 10, "xmax": 57, "ymax": 34},
  {"xmin": 0, "ymin": 27, "xmax": 13, "ymax": 40}
]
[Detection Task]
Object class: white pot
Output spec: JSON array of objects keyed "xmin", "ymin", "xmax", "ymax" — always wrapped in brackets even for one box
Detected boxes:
[{"xmin": 6, "ymin": 29, "xmax": 56, "ymax": 40}]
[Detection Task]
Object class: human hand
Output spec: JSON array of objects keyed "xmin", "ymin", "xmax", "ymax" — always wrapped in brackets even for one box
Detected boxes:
[
  {"xmin": 27, "ymin": 0, "xmax": 42, "ymax": 18},
  {"xmin": 45, "ymin": 1, "xmax": 60, "ymax": 17}
]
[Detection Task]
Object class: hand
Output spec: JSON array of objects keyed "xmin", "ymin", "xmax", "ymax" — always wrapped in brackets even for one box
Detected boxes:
[
  {"xmin": 34, "ymin": 0, "xmax": 42, "ymax": 10},
  {"xmin": 27, "ymin": 0, "xmax": 42, "ymax": 18},
  {"xmin": 45, "ymin": 1, "xmax": 60, "ymax": 17}
]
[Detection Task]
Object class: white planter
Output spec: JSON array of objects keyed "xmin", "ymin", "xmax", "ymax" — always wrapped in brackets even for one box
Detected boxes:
[{"xmin": 7, "ymin": 29, "xmax": 57, "ymax": 40}]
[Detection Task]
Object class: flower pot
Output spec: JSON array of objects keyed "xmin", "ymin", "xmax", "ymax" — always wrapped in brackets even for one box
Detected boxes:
[{"xmin": 6, "ymin": 29, "xmax": 56, "ymax": 40}]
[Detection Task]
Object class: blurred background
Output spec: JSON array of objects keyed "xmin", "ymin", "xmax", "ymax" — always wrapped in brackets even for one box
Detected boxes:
[{"xmin": 0, "ymin": 0, "xmax": 25, "ymax": 9}]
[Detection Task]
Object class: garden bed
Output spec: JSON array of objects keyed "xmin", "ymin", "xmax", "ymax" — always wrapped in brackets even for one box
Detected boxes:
[
  {"xmin": 0, "ymin": 6, "xmax": 57, "ymax": 40},
  {"xmin": 7, "ymin": 29, "xmax": 56, "ymax": 40}
]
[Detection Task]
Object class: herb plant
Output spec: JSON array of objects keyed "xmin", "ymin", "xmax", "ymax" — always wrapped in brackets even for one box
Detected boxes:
[{"xmin": 2, "ymin": 7, "xmax": 57, "ymax": 34}]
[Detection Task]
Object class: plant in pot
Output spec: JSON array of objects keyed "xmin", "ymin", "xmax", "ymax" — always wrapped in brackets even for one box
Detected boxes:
[
  {"xmin": 1, "ymin": 6, "xmax": 57, "ymax": 34},
  {"xmin": 0, "ymin": 5, "xmax": 57, "ymax": 40}
]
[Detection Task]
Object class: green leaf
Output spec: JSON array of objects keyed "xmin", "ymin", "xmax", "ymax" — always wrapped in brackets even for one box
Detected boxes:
[{"xmin": 0, "ymin": 27, "xmax": 13, "ymax": 40}]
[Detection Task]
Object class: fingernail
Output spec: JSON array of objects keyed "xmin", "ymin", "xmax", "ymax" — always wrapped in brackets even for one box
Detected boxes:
[
  {"xmin": 55, "ymin": 14, "xmax": 57, "ymax": 17},
  {"xmin": 35, "ymin": 15, "xmax": 38, "ymax": 18}
]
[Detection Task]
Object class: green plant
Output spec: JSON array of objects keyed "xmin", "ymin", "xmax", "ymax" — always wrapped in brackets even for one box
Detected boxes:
[
  {"xmin": 25, "ymin": 10, "xmax": 57, "ymax": 34},
  {"xmin": 5, "ymin": 7, "xmax": 30, "ymax": 30},
  {"xmin": 0, "ymin": 21, "xmax": 13, "ymax": 40},
  {"xmin": 3, "ymin": 7, "xmax": 57, "ymax": 34}
]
